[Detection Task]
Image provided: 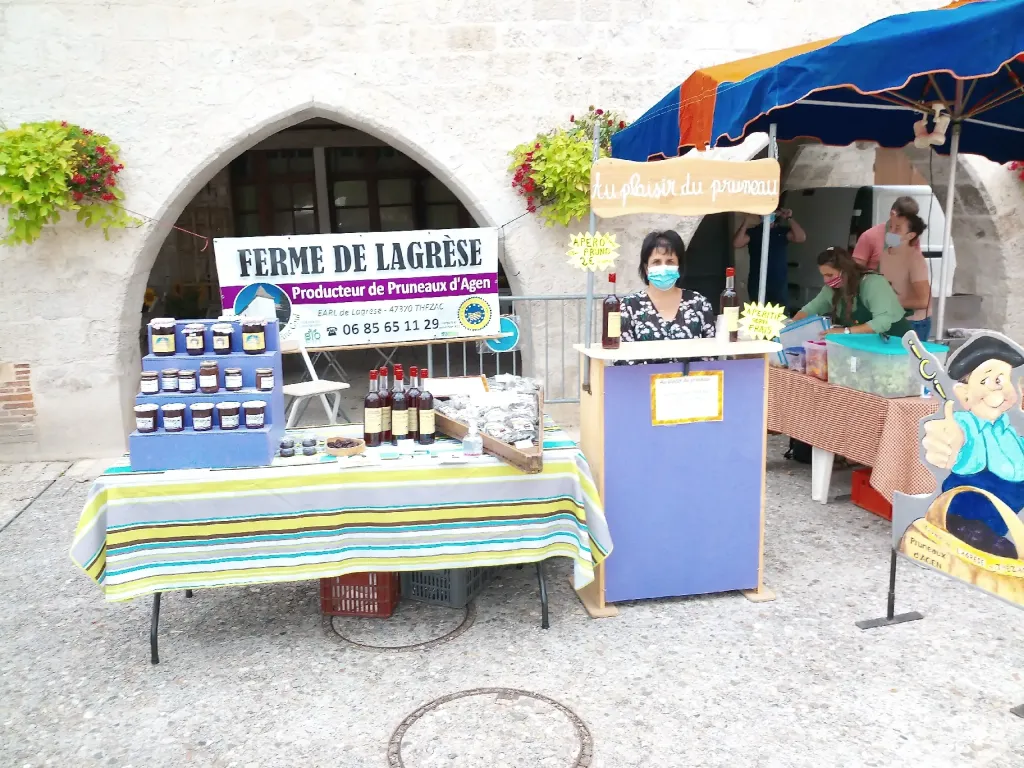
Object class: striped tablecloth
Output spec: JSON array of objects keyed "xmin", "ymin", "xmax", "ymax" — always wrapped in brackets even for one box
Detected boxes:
[
  {"xmin": 768, "ymin": 367, "xmax": 939, "ymax": 501},
  {"xmin": 71, "ymin": 426, "xmax": 611, "ymax": 602}
]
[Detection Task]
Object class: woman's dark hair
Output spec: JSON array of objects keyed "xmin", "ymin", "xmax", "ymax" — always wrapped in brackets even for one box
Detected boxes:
[
  {"xmin": 638, "ymin": 230, "xmax": 686, "ymax": 286},
  {"xmin": 907, "ymin": 213, "xmax": 927, "ymax": 246},
  {"xmin": 817, "ymin": 246, "xmax": 865, "ymax": 325}
]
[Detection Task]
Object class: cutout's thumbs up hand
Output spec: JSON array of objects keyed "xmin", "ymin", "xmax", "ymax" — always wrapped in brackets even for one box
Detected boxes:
[{"xmin": 922, "ymin": 400, "xmax": 965, "ymax": 470}]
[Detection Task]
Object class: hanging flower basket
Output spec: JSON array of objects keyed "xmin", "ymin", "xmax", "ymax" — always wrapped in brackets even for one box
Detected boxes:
[
  {"xmin": 0, "ymin": 120, "xmax": 138, "ymax": 245},
  {"xmin": 508, "ymin": 107, "xmax": 629, "ymax": 226}
]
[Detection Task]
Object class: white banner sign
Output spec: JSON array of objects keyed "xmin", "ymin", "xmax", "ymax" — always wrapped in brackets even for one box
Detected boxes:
[{"xmin": 213, "ymin": 229, "xmax": 500, "ymax": 349}]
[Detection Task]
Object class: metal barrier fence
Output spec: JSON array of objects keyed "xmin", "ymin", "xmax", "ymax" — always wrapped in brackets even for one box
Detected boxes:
[{"xmin": 425, "ymin": 295, "xmax": 602, "ymax": 404}]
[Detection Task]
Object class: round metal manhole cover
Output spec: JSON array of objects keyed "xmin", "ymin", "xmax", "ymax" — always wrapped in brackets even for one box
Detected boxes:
[
  {"xmin": 327, "ymin": 601, "xmax": 475, "ymax": 652},
  {"xmin": 388, "ymin": 688, "xmax": 593, "ymax": 768}
]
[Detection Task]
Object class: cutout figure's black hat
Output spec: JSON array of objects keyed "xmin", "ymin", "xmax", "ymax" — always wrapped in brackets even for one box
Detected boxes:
[{"xmin": 947, "ymin": 334, "xmax": 1024, "ymax": 380}]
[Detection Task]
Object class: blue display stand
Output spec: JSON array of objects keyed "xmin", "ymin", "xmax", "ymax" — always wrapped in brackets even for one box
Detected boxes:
[{"xmin": 129, "ymin": 318, "xmax": 285, "ymax": 471}]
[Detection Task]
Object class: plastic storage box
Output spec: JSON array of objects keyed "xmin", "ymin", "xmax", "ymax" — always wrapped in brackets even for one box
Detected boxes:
[
  {"xmin": 400, "ymin": 567, "xmax": 496, "ymax": 609},
  {"xmin": 851, "ymin": 468, "xmax": 892, "ymax": 521},
  {"xmin": 803, "ymin": 340, "xmax": 828, "ymax": 380},
  {"xmin": 783, "ymin": 347, "xmax": 806, "ymax": 373},
  {"xmin": 776, "ymin": 315, "xmax": 832, "ymax": 366},
  {"xmin": 825, "ymin": 334, "xmax": 949, "ymax": 398}
]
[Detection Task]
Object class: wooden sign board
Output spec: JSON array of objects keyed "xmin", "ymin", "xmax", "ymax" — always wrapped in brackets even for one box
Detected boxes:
[{"xmin": 590, "ymin": 155, "xmax": 781, "ymax": 218}]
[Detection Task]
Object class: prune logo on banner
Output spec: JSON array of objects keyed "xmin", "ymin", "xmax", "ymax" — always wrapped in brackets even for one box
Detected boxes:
[{"xmin": 213, "ymin": 229, "xmax": 500, "ymax": 350}]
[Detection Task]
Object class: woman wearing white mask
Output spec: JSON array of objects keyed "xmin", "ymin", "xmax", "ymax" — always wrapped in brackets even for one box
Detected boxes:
[
  {"xmin": 619, "ymin": 231, "xmax": 716, "ymax": 350},
  {"xmin": 851, "ymin": 195, "xmax": 923, "ymax": 272}
]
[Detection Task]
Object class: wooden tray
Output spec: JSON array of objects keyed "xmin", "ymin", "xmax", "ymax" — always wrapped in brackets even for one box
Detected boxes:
[{"xmin": 434, "ymin": 388, "xmax": 544, "ymax": 474}]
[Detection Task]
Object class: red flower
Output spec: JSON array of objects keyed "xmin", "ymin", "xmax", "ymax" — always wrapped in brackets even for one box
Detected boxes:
[
  {"xmin": 570, "ymin": 115, "xmax": 575, "ymax": 122},
  {"xmin": 82, "ymin": 129, "xmax": 93, "ymax": 135},
  {"xmin": 619, "ymin": 121, "xmax": 626, "ymax": 129},
  {"xmin": 105, "ymin": 175, "xmax": 115, "ymax": 186},
  {"xmin": 96, "ymin": 146, "xmax": 106, "ymax": 154},
  {"xmin": 607, "ymin": 119, "xmax": 613, "ymax": 125},
  {"xmin": 72, "ymin": 191, "xmax": 84, "ymax": 201},
  {"xmin": 101, "ymin": 192, "xmax": 115, "ymax": 201},
  {"xmin": 524, "ymin": 179, "xmax": 535, "ymax": 193},
  {"xmin": 71, "ymin": 174, "xmax": 86, "ymax": 185},
  {"xmin": 91, "ymin": 173, "xmax": 100, "ymax": 181},
  {"xmin": 534, "ymin": 143, "xmax": 541, "ymax": 149},
  {"xmin": 60, "ymin": 121, "xmax": 68, "ymax": 127},
  {"xmin": 595, "ymin": 109, "xmax": 604, "ymax": 115}
]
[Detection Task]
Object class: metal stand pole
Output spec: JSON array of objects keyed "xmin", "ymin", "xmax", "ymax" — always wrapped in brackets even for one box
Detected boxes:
[
  {"xmin": 855, "ymin": 550, "xmax": 924, "ymax": 630},
  {"xmin": 536, "ymin": 560, "xmax": 549, "ymax": 630},
  {"xmin": 756, "ymin": 123, "xmax": 778, "ymax": 306},
  {"xmin": 581, "ymin": 120, "xmax": 601, "ymax": 394},
  {"xmin": 934, "ymin": 121, "xmax": 961, "ymax": 342},
  {"xmin": 150, "ymin": 592, "xmax": 162, "ymax": 664}
]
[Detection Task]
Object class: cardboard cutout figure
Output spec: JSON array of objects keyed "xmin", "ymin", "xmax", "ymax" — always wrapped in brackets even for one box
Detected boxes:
[{"xmin": 894, "ymin": 330, "xmax": 1024, "ymax": 608}]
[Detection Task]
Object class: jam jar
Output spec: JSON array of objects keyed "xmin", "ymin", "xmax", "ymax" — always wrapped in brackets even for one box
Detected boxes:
[
  {"xmin": 149, "ymin": 318, "xmax": 177, "ymax": 356},
  {"xmin": 198, "ymin": 361, "xmax": 219, "ymax": 394},
  {"xmin": 178, "ymin": 370, "xmax": 198, "ymax": 394},
  {"xmin": 161, "ymin": 403, "xmax": 186, "ymax": 433},
  {"xmin": 183, "ymin": 323, "xmax": 207, "ymax": 355},
  {"xmin": 161, "ymin": 368, "xmax": 179, "ymax": 392},
  {"xmin": 242, "ymin": 400, "xmax": 266, "ymax": 429},
  {"xmin": 224, "ymin": 367, "xmax": 243, "ymax": 392},
  {"xmin": 190, "ymin": 402, "xmax": 214, "ymax": 431},
  {"xmin": 211, "ymin": 323, "xmax": 234, "ymax": 354},
  {"xmin": 242, "ymin": 320, "xmax": 267, "ymax": 354},
  {"xmin": 139, "ymin": 371, "xmax": 159, "ymax": 394},
  {"xmin": 217, "ymin": 402, "xmax": 241, "ymax": 430},
  {"xmin": 255, "ymin": 367, "xmax": 274, "ymax": 391},
  {"xmin": 134, "ymin": 404, "xmax": 158, "ymax": 433}
]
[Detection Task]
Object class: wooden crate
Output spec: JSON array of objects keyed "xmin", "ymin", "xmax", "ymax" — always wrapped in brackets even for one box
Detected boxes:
[{"xmin": 434, "ymin": 388, "xmax": 544, "ymax": 474}]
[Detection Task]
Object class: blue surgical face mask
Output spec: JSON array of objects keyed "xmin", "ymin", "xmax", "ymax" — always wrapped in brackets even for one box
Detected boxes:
[
  {"xmin": 884, "ymin": 230, "xmax": 902, "ymax": 248},
  {"xmin": 647, "ymin": 265, "xmax": 680, "ymax": 290}
]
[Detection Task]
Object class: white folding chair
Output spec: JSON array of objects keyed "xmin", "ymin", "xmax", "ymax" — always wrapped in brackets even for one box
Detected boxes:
[{"xmin": 281, "ymin": 339, "xmax": 351, "ymax": 428}]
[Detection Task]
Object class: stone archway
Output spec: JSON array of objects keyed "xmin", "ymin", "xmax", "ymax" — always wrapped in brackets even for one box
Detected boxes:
[{"xmin": 108, "ymin": 101, "xmax": 524, "ymax": 451}]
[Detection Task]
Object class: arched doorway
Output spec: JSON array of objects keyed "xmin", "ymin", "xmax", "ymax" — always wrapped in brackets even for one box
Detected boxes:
[{"xmin": 140, "ymin": 117, "xmax": 514, "ymax": 423}]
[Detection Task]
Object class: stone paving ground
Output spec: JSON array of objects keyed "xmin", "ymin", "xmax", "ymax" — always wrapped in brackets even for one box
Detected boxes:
[{"xmin": 2, "ymin": 439, "xmax": 1024, "ymax": 767}]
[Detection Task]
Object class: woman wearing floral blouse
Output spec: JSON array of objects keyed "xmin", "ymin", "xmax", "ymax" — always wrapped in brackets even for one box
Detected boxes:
[{"xmin": 619, "ymin": 230, "xmax": 716, "ymax": 352}]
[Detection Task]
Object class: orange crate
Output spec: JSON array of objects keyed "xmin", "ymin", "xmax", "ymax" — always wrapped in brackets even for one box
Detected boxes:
[
  {"xmin": 851, "ymin": 468, "xmax": 892, "ymax": 521},
  {"xmin": 319, "ymin": 572, "xmax": 400, "ymax": 617}
]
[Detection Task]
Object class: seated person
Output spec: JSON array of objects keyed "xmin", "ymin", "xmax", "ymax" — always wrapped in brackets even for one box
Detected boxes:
[
  {"xmin": 922, "ymin": 334, "xmax": 1024, "ymax": 559},
  {"xmin": 791, "ymin": 246, "xmax": 912, "ymax": 338}
]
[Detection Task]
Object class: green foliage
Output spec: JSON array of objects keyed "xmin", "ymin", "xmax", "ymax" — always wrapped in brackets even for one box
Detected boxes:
[
  {"xmin": 508, "ymin": 106, "xmax": 628, "ymax": 227},
  {"xmin": 0, "ymin": 121, "xmax": 139, "ymax": 245}
]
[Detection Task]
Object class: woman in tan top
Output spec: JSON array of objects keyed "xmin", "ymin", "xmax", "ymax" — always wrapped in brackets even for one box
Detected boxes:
[{"xmin": 878, "ymin": 214, "xmax": 932, "ymax": 340}]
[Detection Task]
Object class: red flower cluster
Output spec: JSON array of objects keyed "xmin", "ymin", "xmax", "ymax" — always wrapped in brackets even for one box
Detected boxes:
[
  {"xmin": 511, "ymin": 148, "xmax": 538, "ymax": 213},
  {"xmin": 1011, "ymin": 160, "xmax": 1024, "ymax": 182},
  {"xmin": 65, "ymin": 126, "xmax": 125, "ymax": 206}
]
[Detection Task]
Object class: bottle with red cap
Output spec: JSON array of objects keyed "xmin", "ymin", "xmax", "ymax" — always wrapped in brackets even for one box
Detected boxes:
[
  {"xmin": 602, "ymin": 272, "xmax": 621, "ymax": 350},
  {"xmin": 378, "ymin": 366, "xmax": 392, "ymax": 442},
  {"xmin": 363, "ymin": 370, "xmax": 383, "ymax": 447},
  {"xmin": 720, "ymin": 267, "xmax": 740, "ymax": 342},
  {"xmin": 406, "ymin": 365, "xmax": 421, "ymax": 441},
  {"xmin": 391, "ymin": 366, "xmax": 409, "ymax": 444},
  {"xmin": 417, "ymin": 368, "xmax": 435, "ymax": 445}
]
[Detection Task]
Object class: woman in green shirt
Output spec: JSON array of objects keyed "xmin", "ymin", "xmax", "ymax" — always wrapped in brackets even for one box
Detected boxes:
[{"xmin": 793, "ymin": 246, "xmax": 912, "ymax": 338}]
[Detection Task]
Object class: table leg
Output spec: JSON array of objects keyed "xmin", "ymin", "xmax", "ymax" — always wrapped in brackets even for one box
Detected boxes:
[
  {"xmin": 185, "ymin": 589, "xmax": 193, "ymax": 598},
  {"xmin": 536, "ymin": 561, "xmax": 549, "ymax": 630},
  {"xmin": 150, "ymin": 592, "xmax": 162, "ymax": 665},
  {"xmin": 811, "ymin": 447, "xmax": 835, "ymax": 504}
]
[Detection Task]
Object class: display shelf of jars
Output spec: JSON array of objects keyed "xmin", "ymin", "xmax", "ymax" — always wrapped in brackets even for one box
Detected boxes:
[{"xmin": 129, "ymin": 317, "xmax": 286, "ymax": 471}]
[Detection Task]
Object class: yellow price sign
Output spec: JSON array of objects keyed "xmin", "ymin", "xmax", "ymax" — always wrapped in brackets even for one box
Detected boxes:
[
  {"xmin": 739, "ymin": 302, "xmax": 787, "ymax": 341},
  {"xmin": 567, "ymin": 231, "xmax": 619, "ymax": 272}
]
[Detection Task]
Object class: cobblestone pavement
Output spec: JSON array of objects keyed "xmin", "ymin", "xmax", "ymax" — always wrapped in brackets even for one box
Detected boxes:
[{"xmin": 2, "ymin": 440, "xmax": 1023, "ymax": 767}]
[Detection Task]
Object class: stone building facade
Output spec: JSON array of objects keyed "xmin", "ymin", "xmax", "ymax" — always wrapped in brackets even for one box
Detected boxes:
[{"xmin": 1, "ymin": 0, "xmax": 1021, "ymax": 460}]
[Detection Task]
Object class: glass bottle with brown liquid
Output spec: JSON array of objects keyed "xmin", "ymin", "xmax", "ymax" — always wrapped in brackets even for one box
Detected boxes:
[
  {"xmin": 390, "ymin": 367, "xmax": 409, "ymax": 444},
  {"xmin": 720, "ymin": 267, "xmax": 740, "ymax": 342},
  {"xmin": 378, "ymin": 366, "xmax": 392, "ymax": 442},
  {"xmin": 363, "ymin": 370, "xmax": 383, "ymax": 447},
  {"xmin": 406, "ymin": 365, "xmax": 421, "ymax": 441},
  {"xmin": 602, "ymin": 273, "xmax": 621, "ymax": 349},
  {"xmin": 417, "ymin": 368, "xmax": 435, "ymax": 445}
]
